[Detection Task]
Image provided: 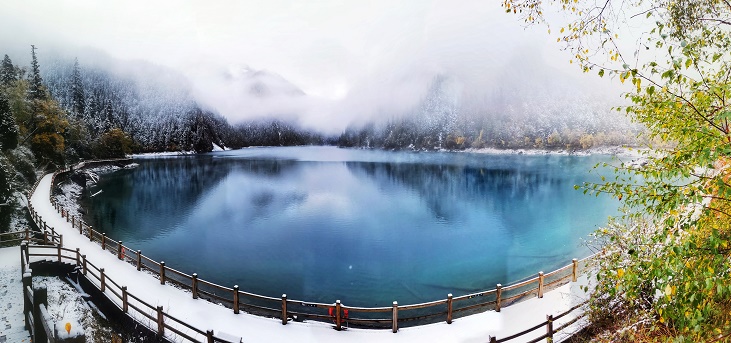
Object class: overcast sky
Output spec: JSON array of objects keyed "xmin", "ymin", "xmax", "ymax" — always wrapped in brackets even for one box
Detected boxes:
[{"xmin": 0, "ymin": 0, "xmax": 623, "ymax": 132}]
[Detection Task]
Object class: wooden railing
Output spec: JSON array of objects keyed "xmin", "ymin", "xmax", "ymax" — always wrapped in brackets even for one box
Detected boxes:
[
  {"xmin": 22, "ymin": 269, "xmax": 87, "ymax": 343},
  {"xmin": 0, "ymin": 228, "xmax": 62, "ymax": 247},
  {"xmin": 20, "ymin": 243, "xmax": 239, "ymax": 343},
  {"xmin": 31, "ymin": 159, "xmax": 595, "ymax": 336},
  {"xmin": 489, "ymin": 302, "xmax": 587, "ymax": 342}
]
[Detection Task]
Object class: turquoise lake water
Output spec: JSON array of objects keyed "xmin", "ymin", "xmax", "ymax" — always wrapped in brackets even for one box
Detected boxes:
[{"xmin": 84, "ymin": 146, "xmax": 617, "ymax": 307}]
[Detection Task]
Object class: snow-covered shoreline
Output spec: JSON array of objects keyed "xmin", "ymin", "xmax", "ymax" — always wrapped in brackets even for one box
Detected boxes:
[
  {"xmin": 464, "ymin": 145, "xmax": 645, "ymax": 157},
  {"xmin": 131, "ymin": 144, "xmax": 645, "ymax": 159}
]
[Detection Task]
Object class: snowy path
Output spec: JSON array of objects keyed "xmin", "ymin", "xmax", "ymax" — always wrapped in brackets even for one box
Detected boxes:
[
  {"xmin": 0, "ymin": 246, "xmax": 32, "ymax": 343},
  {"xmin": 30, "ymin": 173, "xmax": 589, "ymax": 343}
]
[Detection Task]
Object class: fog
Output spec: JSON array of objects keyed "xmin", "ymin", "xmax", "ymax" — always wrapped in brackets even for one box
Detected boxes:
[{"xmin": 0, "ymin": 0, "xmax": 627, "ymax": 134}]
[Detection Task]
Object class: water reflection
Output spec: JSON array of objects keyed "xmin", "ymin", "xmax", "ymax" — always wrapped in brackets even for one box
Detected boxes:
[{"xmin": 85, "ymin": 147, "xmax": 615, "ymax": 306}]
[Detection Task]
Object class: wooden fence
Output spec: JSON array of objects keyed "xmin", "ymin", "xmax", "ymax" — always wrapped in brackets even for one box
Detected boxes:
[
  {"xmin": 0, "ymin": 228, "xmax": 61, "ymax": 247},
  {"xmin": 488, "ymin": 302, "xmax": 587, "ymax": 342},
  {"xmin": 22, "ymin": 269, "xmax": 87, "ymax": 343},
  {"xmin": 28, "ymin": 159, "xmax": 595, "ymax": 339},
  {"xmin": 21, "ymin": 242, "xmax": 239, "ymax": 343}
]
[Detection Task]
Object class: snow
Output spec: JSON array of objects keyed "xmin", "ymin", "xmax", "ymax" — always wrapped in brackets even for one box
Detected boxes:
[
  {"xmin": 212, "ymin": 143, "xmax": 225, "ymax": 151},
  {"xmin": 30, "ymin": 173, "xmax": 591, "ymax": 342},
  {"xmin": 33, "ymin": 276, "xmax": 94, "ymax": 340},
  {"xmin": 131, "ymin": 151, "xmax": 196, "ymax": 158},
  {"xmin": 53, "ymin": 181, "xmax": 84, "ymax": 219},
  {"xmin": 54, "ymin": 319, "xmax": 84, "ymax": 339},
  {"xmin": 465, "ymin": 145, "xmax": 644, "ymax": 157}
]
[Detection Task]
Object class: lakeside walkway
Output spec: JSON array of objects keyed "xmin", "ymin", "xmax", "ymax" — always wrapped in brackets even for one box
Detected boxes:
[{"xmin": 29, "ymin": 172, "xmax": 589, "ymax": 342}]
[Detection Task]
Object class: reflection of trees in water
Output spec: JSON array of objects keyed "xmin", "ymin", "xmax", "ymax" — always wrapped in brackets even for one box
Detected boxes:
[
  {"xmin": 347, "ymin": 161, "xmax": 565, "ymax": 224},
  {"xmin": 87, "ymin": 157, "xmax": 230, "ymax": 239},
  {"xmin": 86, "ymin": 157, "xmax": 303, "ymax": 240}
]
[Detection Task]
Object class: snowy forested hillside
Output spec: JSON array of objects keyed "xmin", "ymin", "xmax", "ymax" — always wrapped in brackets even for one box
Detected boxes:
[
  {"xmin": 42, "ymin": 56, "xmax": 231, "ymax": 153},
  {"xmin": 338, "ymin": 61, "xmax": 640, "ymax": 151}
]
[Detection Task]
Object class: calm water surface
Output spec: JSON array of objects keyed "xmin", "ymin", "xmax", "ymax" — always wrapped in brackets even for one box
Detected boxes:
[{"xmin": 85, "ymin": 146, "xmax": 616, "ymax": 307}]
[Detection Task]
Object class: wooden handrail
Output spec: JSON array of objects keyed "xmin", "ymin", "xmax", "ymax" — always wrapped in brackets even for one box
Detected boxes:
[{"xmin": 23, "ymin": 244, "xmax": 235, "ymax": 343}]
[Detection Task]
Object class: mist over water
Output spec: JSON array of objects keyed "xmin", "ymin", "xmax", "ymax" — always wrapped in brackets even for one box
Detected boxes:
[{"xmin": 85, "ymin": 146, "xmax": 617, "ymax": 306}]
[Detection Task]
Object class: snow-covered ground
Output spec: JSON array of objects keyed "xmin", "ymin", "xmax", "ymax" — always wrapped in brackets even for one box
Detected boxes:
[
  {"xmin": 30, "ymin": 173, "xmax": 591, "ymax": 342},
  {"xmin": 131, "ymin": 151, "xmax": 196, "ymax": 158},
  {"xmin": 465, "ymin": 145, "xmax": 644, "ymax": 157},
  {"xmin": 0, "ymin": 246, "xmax": 31, "ymax": 343}
]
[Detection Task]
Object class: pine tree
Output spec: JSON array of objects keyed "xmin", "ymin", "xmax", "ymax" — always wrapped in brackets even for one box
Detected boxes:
[
  {"xmin": 70, "ymin": 58, "xmax": 84, "ymax": 116},
  {"xmin": 0, "ymin": 94, "xmax": 17, "ymax": 150},
  {"xmin": 28, "ymin": 45, "xmax": 45, "ymax": 101},
  {"xmin": 0, "ymin": 55, "xmax": 16, "ymax": 87}
]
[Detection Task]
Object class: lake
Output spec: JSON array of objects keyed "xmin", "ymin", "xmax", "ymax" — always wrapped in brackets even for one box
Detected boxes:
[{"xmin": 83, "ymin": 146, "xmax": 616, "ymax": 307}]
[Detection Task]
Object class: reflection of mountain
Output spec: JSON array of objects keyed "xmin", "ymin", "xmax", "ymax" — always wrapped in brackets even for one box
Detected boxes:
[
  {"xmin": 85, "ymin": 156, "xmax": 307, "ymax": 241},
  {"xmin": 85, "ymin": 157, "xmax": 231, "ymax": 240},
  {"xmin": 344, "ymin": 157, "xmax": 606, "ymax": 286},
  {"xmin": 346, "ymin": 161, "xmax": 562, "ymax": 224}
]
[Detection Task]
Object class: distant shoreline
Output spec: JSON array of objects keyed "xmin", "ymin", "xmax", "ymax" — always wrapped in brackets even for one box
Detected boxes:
[{"xmin": 130, "ymin": 144, "xmax": 646, "ymax": 159}]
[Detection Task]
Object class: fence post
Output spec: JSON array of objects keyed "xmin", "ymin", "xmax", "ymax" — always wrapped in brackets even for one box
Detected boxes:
[
  {"xmin": 447, "ymin": 293, "xmax": 453, "ymax": 324},
  {"xmin": 22, "ymin": 272, "xmax": 32, "ymax": 315},
  {"xmin": 100, "ymin": 268, "xmax": 106, "ymax": 292},
  {"xmin": 538, "ymin": 271, "xmax": 545, "ymax": 298},
  {"xmin": 122, "ymin": 286, "xmax": 128, "ymax": 313},
  {"xmin": 192, "ymin": 273, "xmax": 198, "ymax": 299},
  {"xmin": 206, "ymin": 330, "xmax": 214, "ymax": 343},
  {"xmin": 82, "ymin": 255, "xmax": 87, "ymax": 275},
  {"xmin": 496, "ymin": 284, "xmax": 503, "ymax": 312},
  {"xmin": 24, "ymin": 227, "xmax": 29, "ymax": 241},
  {"xmin": 72, "ymin": 216, "xmax": 75, "ymax": 228},
  {"xmin": 392, "ymin": 301, "xmax": 398, "ymax": 333},
  {"xmin": 136, "ymin": 250, "xmax": 142, "ymax": 271},
  {"xmin": 79, "ymin": 221, "xmax": 83, "ymax": 234},
  {"xmin": 546, "ymin": 314, "xmax": 554, "ymax": 342},
  {"xmin": 34, "ymin": 285, "xmax": 48, "ymax": 343},
  {"xmin": 102, "ymin": 233, "xmax": 107, "ymax": 250},
  {"xmin": 89, "ymin": 227, "xmax": 94, "ymax": 241},
  {"xmin": 76, "ymin": 248, "xmax": 80, "ymax": 266},
  {"xmin": 20, "ymin": 242, "xmax": 26, "ymax": 275},
  {"xmin": 233, "ymin": 285, "xmax": 240, "ymax": 314},
  {"xmin": 335, "ymin": 300, "xmax": 342, "ymax": 331},
  {"xmin": 59, "ymin": 234, "xmax": 63, "ymax": 248},
  {"xmin": 157, "ymin": 306, "xmax": 165, "ymax": 336},
  {"xmin": 23, "ymin": 243, "xmax": 29, "ymax": 266},
  {"xmin": 572, "ymin": 258, "xmax": 578, "ymax": 282},
  {"xmin": 160, "ymin": 261, "xmax": 166, "ymax": 285},
  {"xmin": 57, "ymin": 243, "xmax": 62, "ymax": 262},
  {"xmin": 43, "ymin": 231, "xmax": 48, "ymax": 245},
  {"xmin": 118, "ymin": 241, "xmax": 124, "ymax": 260},
  {"xmin": 281, "ymin": 294, "xmax": 287, "ymax": 325}
]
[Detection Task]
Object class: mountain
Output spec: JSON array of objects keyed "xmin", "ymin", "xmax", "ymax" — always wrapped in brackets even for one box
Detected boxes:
[{"xmin": 223, "ymin": 66, "xmax": 306, "ymax": 98}]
